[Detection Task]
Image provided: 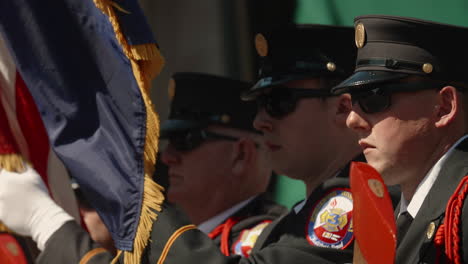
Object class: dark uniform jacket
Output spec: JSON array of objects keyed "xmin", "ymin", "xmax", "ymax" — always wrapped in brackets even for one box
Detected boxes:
[
  {"xmin": 396, "ymin": 137, "xmax": 468, "ymax": 264},
  {"xmin": 37, "ymin": 194, "xmax": 287, "ymax": 263},
  {"xmin": 38, "ymin": 165, "xmax": 361, "ymax": 264},
  {"xmin": 206, "ymin": 194, "xmax": 288, "ymax": 256}
]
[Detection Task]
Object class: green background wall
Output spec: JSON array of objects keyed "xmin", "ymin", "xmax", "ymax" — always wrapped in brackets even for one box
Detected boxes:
[
  {"xmin": 296, "ymin": 0, "xmax": 468, "ymax": 26},
  {"xmin": 274, "ymin": 0, "xmax": 468, "ymax": 209}
]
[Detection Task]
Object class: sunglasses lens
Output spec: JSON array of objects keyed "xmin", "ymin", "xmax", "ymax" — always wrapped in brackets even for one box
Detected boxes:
[
  {"xmin": 354, "ymin": 89, "xmax": 391, "ymax": 114},
  {"xmin": 257, "ymin": 88, "xmax": 296, "ymax": 118},
  {"xmin": 169, "ymin": 130, "xmax": 203, "ymax": 151}
]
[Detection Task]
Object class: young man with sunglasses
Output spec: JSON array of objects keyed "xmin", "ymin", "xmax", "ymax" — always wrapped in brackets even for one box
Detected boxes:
[
  {"xmin": 0, "ymin": 25, "xmax": 369, "ymax": 263},
  {"xmin": 241, "ymin": 23, "xmax": 365, "ymax": 260},
  {"xmin": 159, "ymin": 72, "xmax": 287, "ymax": 256},
  {"xmin": 333, "ymin": 15, "xmax": 468, "ymax": 263}
]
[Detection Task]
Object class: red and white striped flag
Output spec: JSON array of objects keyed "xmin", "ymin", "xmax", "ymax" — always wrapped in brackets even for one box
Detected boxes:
[{"xmin": 0, "ymin": 35, "xmax": 80, "ymax": 221}]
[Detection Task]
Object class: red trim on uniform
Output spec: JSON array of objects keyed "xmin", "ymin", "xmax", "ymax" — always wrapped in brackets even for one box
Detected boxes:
[
  {"xmin": 208, "ymin": 217, "xmax": 240, "ymax": 256},
  {"xmin": 434, "ymin": 175, "xmax": 468, "ymax": 264}
]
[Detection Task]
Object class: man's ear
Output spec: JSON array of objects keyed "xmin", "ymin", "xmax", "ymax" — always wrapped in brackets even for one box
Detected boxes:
[
  {"xmin": 231, "ymin": 138, "xmax": 256, "ymax": 176},
  {"xmin": 435, "ymin": 86, "xmax": 459, "ymax": 128},
  {"xmin": 335, "ymin": 93, "xmax": 353, "ymax": 127}
]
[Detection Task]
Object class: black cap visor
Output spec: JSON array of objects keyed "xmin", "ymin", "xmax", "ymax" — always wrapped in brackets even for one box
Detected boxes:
[
  {"xmin": 160, "ymin": 119, "xmax": 206, "ymax": 138},
  {"xmin": 332, "ymin": 71, "xmax": 409, "ymax": 94},
  {"xmin": 242, "ymin": 72, "xmax": 332, "ymax": 101}
]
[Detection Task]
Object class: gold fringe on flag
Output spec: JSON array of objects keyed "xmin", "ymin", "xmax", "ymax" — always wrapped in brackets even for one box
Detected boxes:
[
  {"xmin": 92, "ymin": 1, "xmax": 165, "ymax": 263},
  {"xmin": 0, "ymin": 153, "xmax": 28, "ymax": 233}
]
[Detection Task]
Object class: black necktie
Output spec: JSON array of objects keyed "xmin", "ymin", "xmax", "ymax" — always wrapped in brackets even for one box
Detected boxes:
[{"xmin": 396, "ymin": 211, "xmax": 413, "ymax": 245}]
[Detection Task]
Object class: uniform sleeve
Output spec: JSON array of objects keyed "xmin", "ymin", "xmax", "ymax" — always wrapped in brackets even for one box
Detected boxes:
[{"xmin": 37, "ymin": 221, "xmax": 113, "ymax": 264}]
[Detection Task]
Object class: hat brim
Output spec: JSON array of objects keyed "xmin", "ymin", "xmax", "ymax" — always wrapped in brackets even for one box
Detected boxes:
[
  {"xmin": 241, "ymin": 73, "xmax": 322, "ymax": 101},
  {"xmin": 160, "ymin": 119, "xmax": 205, "ymax": 138},
  {"xmin": 332, "ymin": 71, "xmax": 409, "ymax": 94}
]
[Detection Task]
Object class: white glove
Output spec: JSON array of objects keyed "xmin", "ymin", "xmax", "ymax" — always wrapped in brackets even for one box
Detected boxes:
[{"xmin": 0, "ymin": 165, "xmax": 74, "ymax": 250}]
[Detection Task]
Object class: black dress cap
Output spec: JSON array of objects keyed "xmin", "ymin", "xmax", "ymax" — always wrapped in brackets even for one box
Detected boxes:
[
  {"xmin": 242, "ymin": 24, "xmax": 357, "ymax": 100},
  {"xmin": 333, "ymin": 15, "xmax": 468, "ymax": 94},
  {"xmin": 161, "ymin": 73, "xmax": 257, "ymax": 138}
]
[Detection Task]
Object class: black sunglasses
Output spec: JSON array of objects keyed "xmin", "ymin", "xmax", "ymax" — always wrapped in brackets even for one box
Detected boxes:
[
  {"xmin": 256, "ymin": 86, "xmax": 334, "ymax": 119},
  {"xmin": 168, "ymin": 129, "xmax": 239, "ymax": 152},
  {"xmin": 350, "ymin": 82, "xmax": 446, "ymax": 114}
]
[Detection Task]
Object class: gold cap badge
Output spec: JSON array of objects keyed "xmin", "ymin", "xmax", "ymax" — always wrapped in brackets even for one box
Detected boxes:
[
  {"xmin": 368, "ymin": 179, "xmax": 384, "ymax": 198},
  {"xmin": 255, "ymin": 33, "xmax": 269, "ymax": 57},
  {"xmin": 168, "ymin": 78, "xmax": 176, "ymax": 100},
  {"xmin": 422, "ymin": 63, "xmax": 433, "ymax": 74},
  {"xmin": 355, "ymin": 23, "xmax": 366, "ymax": 49}
]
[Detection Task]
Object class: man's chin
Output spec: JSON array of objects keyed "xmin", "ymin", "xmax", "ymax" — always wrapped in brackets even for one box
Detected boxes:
[{"xmin": 367, "ymin": 163, "xmax": 397, "ymax": 186}]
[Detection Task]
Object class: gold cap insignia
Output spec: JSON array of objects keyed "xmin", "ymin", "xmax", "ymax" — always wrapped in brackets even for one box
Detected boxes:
[
  {"xmin": 168, "ymin": 78, "xmax": 176, "ymax": 100},
  {"xmin": 255, "ymin": 33, "xmax": 269, "ymax": 57},
  {"xmin": 355, "ymin": 23, "xmax": 366, "ymax": 49},
  {"xmin": 426, "ymin": 222, "xmax": 436, "ymax": 240},
  {"xmin": 368, "ymin": 179, "xmax": 384, "ymax": 198},
  {"xmin": 422, "ymin": 63, "xmax": 433, "ymax": 74},
  {"xmin": 326, "ymin": 62, "xmax": 336, "ymax": 72}
]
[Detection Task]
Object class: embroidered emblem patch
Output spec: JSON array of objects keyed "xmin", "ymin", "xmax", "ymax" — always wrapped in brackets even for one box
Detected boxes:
[
  {"xmin": 232, "ymin": 221, "xmax": 271, "ymax": 257},
  {"xmin": 306, "ymin": 188, "xmax": 354, "ymax": 249}
]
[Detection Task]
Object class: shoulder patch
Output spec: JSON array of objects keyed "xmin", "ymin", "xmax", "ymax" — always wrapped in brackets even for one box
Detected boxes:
[
  {"xmin": 306, "ymin": 188, "xmax": 354, "ymax": 249},
  {"xmin": 232, "ymin": 220, "xmax": 271, "ymax": 257}
]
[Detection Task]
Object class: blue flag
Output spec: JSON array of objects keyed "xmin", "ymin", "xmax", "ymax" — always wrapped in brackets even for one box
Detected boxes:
[{"xmin": 0, "ymin": 0, "xmax": 165, "ymax": 259}]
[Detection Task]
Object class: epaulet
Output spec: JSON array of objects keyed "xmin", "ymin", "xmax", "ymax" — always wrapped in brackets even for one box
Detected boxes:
[{"xmin": 305, "ymin": 188, "xmax": 354, "ymax": 249}]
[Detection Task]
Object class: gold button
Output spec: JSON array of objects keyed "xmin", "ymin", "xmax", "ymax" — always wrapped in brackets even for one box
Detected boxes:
[
  {"xmin": 255, "ymin": 34, "xmax": 269, "ymax": 57},
  {"xmin": 426, "ymin": 222, "xmax": 436, "ymax": 240},
  {"xmin": 326, "ymin": 62, "xmax": 336, "ymax": 72},
  {"xmin": 221, "ymin": 114, "xmax": 231, "ymax": 124},
  {"xmin": 422, "ymin": 63, "xmax": 433, "ymax": 74}
]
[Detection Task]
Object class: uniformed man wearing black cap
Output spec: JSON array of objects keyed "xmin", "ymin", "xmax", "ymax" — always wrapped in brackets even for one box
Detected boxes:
[
  {"xmin": 159, "ymin": 72, "xmax": 287, "ymax": 257},
  {"xmin": 140, "ymin": 24, "xmax": 363, "ymax": 263},
  {"xmin": 333, "ymin": 15, "xmax": 468, "ymax": 263},
  {"xmin": 0, "ymin": 25, "xmax": 365, "ymax": 264}
]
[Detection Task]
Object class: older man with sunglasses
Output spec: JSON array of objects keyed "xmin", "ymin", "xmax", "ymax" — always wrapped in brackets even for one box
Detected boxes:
[
  {"xmin": 0, "ymin": 25, "xmax": 375, "ymax": 264},
  {"xmin": 333, "ymin": 15, "xmax": 468, "ymax": 263},
  {"xmin": 159, "ymin": 72, "xmax": 287, "ymax": 256}
]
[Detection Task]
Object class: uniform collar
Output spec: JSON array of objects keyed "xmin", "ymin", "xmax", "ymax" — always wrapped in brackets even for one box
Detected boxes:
[
  {"xmin": 198, "ymin": 196, "xmax": 257, "ymax": 234},
  {"xmin": 399, "ymin": 134, "xmax": 468, "ymax": 218}
]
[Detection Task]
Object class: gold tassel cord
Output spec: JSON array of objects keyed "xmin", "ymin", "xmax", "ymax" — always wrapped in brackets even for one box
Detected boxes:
[{"xmin": 93, "ymin": 1, "xmax": 165, "ymax": 263}]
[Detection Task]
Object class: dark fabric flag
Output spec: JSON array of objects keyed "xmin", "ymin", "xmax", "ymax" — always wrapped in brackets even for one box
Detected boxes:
[{"xmin": 0, "ymin": 0, "xmax": 165, "ymax": 261}]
